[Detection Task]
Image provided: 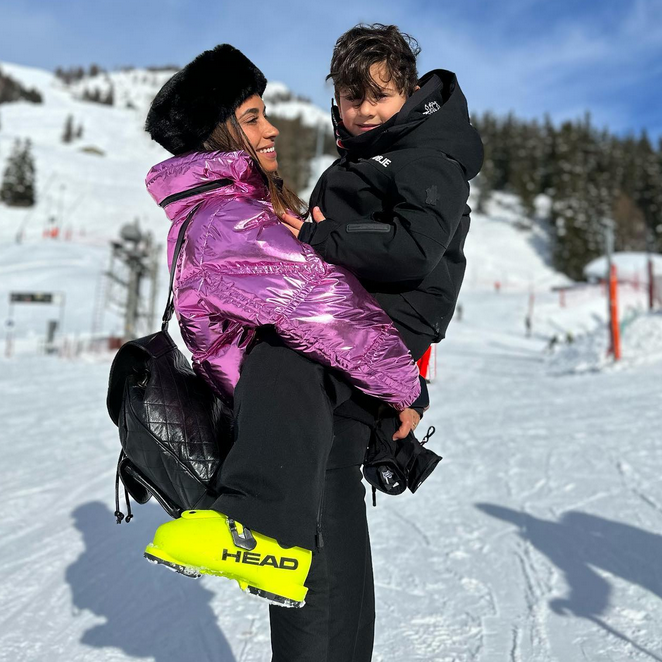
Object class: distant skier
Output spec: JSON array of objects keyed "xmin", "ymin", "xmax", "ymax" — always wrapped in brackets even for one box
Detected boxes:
[{"xmin": 548, "ymin": 334, "xmax": 559, "ymax": 352}]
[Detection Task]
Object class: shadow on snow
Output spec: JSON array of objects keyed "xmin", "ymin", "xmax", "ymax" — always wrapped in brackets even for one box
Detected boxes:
[
  {"xmin": 477, "ymin": 503, "xmax": 662, "ymax": 661},
  {"xmin": 66, "ymin": 501, "xmax": 237, "ymax": 662}
]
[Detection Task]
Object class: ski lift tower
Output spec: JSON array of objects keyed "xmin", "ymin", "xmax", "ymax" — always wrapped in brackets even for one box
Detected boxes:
[{"xmin": 106, "ymin": 220, "xmax": 161, "ymax": 342}]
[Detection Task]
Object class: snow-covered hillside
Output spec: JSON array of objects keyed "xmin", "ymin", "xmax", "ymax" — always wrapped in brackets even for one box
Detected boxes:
[{"xmin": 0, "ymin": 61, "xmax": 332, "ymax": 249}]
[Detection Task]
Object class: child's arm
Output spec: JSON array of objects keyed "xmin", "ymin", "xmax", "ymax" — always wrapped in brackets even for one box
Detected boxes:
[{"xmin": 298, "ymin": 154, "xmax": 469, "ymax": 283}]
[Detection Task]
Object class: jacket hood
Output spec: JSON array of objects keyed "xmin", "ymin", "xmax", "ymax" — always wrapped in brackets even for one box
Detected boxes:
[
  {"xmin": 145, "ymin": 150, "xmax": 268, "ymax": 221},
  {"xmin": 333, "ymin": 69, "xmax": 484, "ymax": 180}
]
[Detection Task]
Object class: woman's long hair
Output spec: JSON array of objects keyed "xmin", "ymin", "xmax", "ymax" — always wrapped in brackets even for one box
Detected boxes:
[{"xmin": 201, "ymin": 115, "xmax": 308, "ymax": 219}]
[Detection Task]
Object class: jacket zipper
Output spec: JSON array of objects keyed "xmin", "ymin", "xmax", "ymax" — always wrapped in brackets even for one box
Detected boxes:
[
  {"xmin": 315, "ymin": 483, "xmax": 326, "ymax": 551},
  {"xmin": 159, "ymin": 178, "xmax": 232, "ymax": 208}
]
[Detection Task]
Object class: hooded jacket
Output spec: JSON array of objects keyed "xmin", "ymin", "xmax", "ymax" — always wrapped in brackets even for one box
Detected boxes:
[
  {"xmin": 301, "ymin": 69, "xmax": 484, "ymax": 361},
  {"xmin": 145, "ymin": 150, "xmax": 421, "ymax": 411}
]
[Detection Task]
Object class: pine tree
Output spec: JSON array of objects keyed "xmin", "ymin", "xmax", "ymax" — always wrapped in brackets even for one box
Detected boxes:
[
  {"xmin": 104, "ymin": 84, "xmax": 115, "ymax": 106},
  {"xmin": 492, "ymin": 111, "xmax": 517, "ymax": 190},
  {"xmin": 632, "ymin": 131, "xmax": 662, "ymax": 252},
  {"xmin": 62, "ymin": 114, "xmax": 74, "ymax": 143},
  {"xmin": 510, "ymin": 118, "xmax": 544, "ymax": 215},
  {"xmin": 21, "ymin": 139, "xmax": 36, "ymax": 206},
  {"xmin": 539, "ymin": 114, "xmax": 557, "ymax": 196},
  {"xmin": 473, "ymin": 111, "xmax": 497, "ymax": 213},
  {"xmin": 76, "ymin": 123, "xmax": 84, "ymax": 139},
  {"xmin": 82, "ymin": 87, "xmax": 102, "ymax": 103},
  {"xmin": 269, "ymin": 115, "xmax": 316, "ymax": 192},
  {"xmin": 0, "ymin": 138, "xmax": 36, "ymax": 207}
]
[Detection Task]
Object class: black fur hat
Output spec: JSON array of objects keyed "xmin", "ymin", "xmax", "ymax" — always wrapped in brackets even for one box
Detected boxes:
[{"xmin": 145, "ymin": 44, "xmax": 267, "ymax": 155}]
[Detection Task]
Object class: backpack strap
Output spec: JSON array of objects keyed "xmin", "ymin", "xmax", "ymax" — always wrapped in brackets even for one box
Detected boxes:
[{"xmin": 161, "ymin": 203, "xmax": 202, "ymax": 332}]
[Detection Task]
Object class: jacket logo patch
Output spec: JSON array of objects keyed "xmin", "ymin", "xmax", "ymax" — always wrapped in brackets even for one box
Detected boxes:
[
  {"xmin": 371, "ymin": 155, "xmax": 391, "ymax": 168},
  {"xmin": 422, "ymin": 101, "xmax": 440, "ymax": 116},
  {"xmin": 222, "ymin": 548, "xmax": 299, "ymax": 570},
  {"xmin": 426, "ymin": 185, "xmax": 439, "ymax": 206}
]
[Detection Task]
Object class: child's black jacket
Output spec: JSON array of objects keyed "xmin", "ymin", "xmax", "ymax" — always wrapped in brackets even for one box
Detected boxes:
[{"xmin": 300, "ymin": 69, "xmax": 483, "ymax": 362}]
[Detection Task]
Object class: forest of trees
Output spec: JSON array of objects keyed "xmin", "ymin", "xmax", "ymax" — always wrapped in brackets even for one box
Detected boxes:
[
  {"xmin": 0, "ymin": 66, "xmax": 42, "ymax": 105},
  {"xmin": 61, "ymin": 114, "xmax": 84, "ymax": 143},
  {"xmin": 270, "ymin": 116, "xmax": 335, "ymax": 193},
  {"xmin": 472, "ymin": 111, "xmax": 662, "ymax": 280},
  {"xmin": 80, "ymin": 85, "xmax": 114, "ymax": 106},
  {"xmin": 55, "ymin": 64, "xmax": 106, "ymax": 84},
  {"xmin": 55, "ymin": 64, "xmax": 114, "ymax": 105}
]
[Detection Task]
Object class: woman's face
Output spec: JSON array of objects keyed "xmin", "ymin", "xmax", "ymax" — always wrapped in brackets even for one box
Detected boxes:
[{"xmin": 234, "ymin": 94, "xmax": 279, "ymax": 173}]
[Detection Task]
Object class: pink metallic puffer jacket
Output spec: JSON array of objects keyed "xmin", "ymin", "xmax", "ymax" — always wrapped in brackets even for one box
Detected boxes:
[{"xmin": 146, "ymin": 150, "xmax": 420, "ymax": 411}]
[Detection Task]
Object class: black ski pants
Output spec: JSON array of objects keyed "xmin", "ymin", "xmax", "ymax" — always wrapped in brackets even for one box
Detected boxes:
[
  {"xmin": 269, "ymin": 456, "xmax": 375, "ymax": 662},
  {"xmin": 210, "ymin": 328, "xmax": 376, "ymax": 661}
]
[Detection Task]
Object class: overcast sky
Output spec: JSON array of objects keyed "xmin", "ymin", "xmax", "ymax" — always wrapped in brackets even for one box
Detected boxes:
[{"xmin": 1, "ymin": 0, "xmax": 661, "ymax": 142}]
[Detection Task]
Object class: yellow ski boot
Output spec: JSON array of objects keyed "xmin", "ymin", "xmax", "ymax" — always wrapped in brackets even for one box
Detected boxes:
[{"xmin": 144, "ymin": 510, "xmax": 312, "ymax": 608}]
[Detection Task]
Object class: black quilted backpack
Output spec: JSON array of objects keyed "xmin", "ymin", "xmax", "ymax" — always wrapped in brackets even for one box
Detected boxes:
[{"xmin": 106, "ymin": 204, "xmax": 234, "ymax": 523}]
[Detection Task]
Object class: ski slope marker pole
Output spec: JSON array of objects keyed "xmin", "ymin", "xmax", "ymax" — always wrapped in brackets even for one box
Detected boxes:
[{"xmin": 608, "ymin": 264, "xmax": 621, "ymax": 361}]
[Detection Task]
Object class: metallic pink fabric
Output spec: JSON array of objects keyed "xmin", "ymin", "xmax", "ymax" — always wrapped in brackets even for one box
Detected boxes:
[{"xmin": 146, "ymin": 150, "xmax": 420, "ymax": 411}]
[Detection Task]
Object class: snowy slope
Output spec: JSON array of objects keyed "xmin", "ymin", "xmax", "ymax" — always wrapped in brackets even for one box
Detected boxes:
[
  {"xmin": 0, "ymin": 62, "xmax": 166, "ymax": 249},
  {"xmin": 1, "ymin": 293, "xmax": 662, "ymax": 662},
  {"xmin": 463, "ymin": 191, "xmax": 570, "ymax": 292}
]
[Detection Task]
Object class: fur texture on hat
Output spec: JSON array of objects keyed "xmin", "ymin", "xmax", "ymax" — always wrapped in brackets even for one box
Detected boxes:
[{"xmin": 145, "ymin": 44, "xmax": 267, "ymax": 155}]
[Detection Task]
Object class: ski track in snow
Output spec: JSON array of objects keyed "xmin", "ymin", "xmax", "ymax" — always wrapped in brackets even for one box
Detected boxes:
[{"xmin": 2, "ymin": 290, "xmax": 661, "ymax": 661}]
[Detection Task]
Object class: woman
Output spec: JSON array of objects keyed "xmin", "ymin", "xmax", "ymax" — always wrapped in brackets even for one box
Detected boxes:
[{"xmin": 142, "ymin": 41, "xmax": 421, "ymax": 629}]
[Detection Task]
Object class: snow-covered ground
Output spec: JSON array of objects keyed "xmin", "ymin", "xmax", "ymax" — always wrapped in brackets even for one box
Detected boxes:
[
  {"xmin": 2, "ymin": 290, "xmax": 661, "ymax": 662},
  {"xmin": 2, "ymin": 60, "xmax": 662, "ymax": 662}
]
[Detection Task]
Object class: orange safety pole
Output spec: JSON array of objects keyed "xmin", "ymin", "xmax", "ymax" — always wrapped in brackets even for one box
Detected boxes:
[
  {"xmin": 417, "ymin": 346, "xmax": 432, "ymax": 381},
  {"xmin": 609, "ymin": 264, "xmax": 621, "ymax": 360}
]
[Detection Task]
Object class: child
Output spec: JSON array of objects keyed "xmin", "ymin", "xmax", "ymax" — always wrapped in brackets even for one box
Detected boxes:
[{"xmin": 281, "ymin": 23, "xmax": 483, "ymax": 370}]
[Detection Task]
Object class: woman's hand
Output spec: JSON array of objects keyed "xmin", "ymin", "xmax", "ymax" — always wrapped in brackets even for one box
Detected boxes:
[
  {"xmin": 279, "ymin": 206, "xmax": 326, "ymax": 238},
  {"xmin": 393, "ymin": 407, "xmax": 421, "ymax": 440}
]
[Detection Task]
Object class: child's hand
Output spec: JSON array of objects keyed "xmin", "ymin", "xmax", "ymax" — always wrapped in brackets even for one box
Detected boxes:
[
  {"xmin": 311, "ymin": 206, "xmax": 326, "ymax": 223},
  {"xmin": 393, "ymin": 408, "xmax": 421, "ymax": 440}
]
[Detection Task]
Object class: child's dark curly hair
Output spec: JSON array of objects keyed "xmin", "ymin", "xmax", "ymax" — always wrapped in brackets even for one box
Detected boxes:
[{"xmin": 327, "ymin": 23, "xmax": 421, "ymax": 101}]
